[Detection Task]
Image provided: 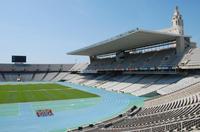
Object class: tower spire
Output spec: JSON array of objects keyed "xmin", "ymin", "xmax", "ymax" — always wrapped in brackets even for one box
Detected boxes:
[{"xmin": 172, "ymin": 6, "xmax": 184, "ymax": 35}]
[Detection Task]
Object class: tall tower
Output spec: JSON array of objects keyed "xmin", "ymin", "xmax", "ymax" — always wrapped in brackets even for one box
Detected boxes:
[{"xmin": 172, "ymin": 6, "xmax": 184, "ymax": 35}]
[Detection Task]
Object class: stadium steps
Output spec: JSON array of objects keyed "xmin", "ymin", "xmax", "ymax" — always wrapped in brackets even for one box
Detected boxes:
[
  {"xmin": 157, "ymin": 75, "xmax": 200, "ymax": 95},
  {"xmin": 20, "ymin": 73, "xmax": 33, "ymax": 81},
  {"xmin": 49, "ymin": 71, "xmax": 60, "ymax": 81},
  {"xmin": 116, "ymin": 75, "xmax": 146, "ymax": 92},
  {"xmin": 93, "ymin": 74, "xmax": 115, "ymax": 87},
  {"xmin": 32, "ymin": 73, "xmax": 46, "ymax": 81},
  {"xmin": 63, "ymin": 74, "xmax": 78, "ymax": 81},
  {"xmin": 135, "ymin": 75, "xmax": 182, "ymax": 97},
  {"xmin": 75, "ymin": 74, "xmax": 98, "ymax": 84},
  {"xmin": 104, "ymin": 75, "xmax": 133, "ymax": 91},
  {"xmin": 132, "ymin": 75, "xmax": 175, "ymax": 96},
  {"xmin": 110, "ymin": 75, "xmax": 140, "ymax": 91},
  {"xmin": 84, "ymin": 74, "xmax": 111, "ymax": 86},
  {"xmin": 0, "ymin": 73, "xmax": 6, "ymax": 81},
  {"xmin": 122, "ymin": 75, "xmax": 149, "ymax": 93},
  {"xmin": 31, "ymin": 72, "xmax": 36, "ymax": 81},
  {"xmin": 130, "ymin": 75, "xmax": 163, "ymax": 95},
  {"xmin": 42, "ymin": 72, "xmax": 60, "ymax": 81},
  {"xmin": 52, "ymin": 72, "xmax": 69, "ymax": 81},
  {"xmin": 41, "ymin": 72, "xmax": 50, "ymax": 81}
]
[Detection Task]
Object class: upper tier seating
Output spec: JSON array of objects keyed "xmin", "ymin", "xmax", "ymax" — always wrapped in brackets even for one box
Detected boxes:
[{"xmin": 86, "ymin": 48, "xmax": 179, "ymax": 71}]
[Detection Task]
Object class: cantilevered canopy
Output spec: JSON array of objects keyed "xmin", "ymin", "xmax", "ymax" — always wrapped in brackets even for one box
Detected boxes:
[{"xmin": 68, "ymin": 29, "xmax": 189, "ymax": 56}]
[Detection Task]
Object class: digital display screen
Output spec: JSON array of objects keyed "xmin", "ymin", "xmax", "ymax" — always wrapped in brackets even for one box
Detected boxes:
[{"xmin": 12, "ymin": 56, "xmax": 26, "ymax": 63}]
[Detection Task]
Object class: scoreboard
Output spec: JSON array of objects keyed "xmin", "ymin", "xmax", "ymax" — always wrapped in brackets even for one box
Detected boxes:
[{"xmin": 12, "ymin": 56, "xmax": 26, "ymax": 63}]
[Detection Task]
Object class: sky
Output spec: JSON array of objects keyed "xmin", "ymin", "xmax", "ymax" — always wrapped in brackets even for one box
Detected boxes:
[{"xmin": 0, "ymin": 0, "xmax": 199, "ymax": 64}]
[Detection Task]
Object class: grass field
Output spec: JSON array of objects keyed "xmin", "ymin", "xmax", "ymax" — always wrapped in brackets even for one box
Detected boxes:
[{"xmin": 0, "ymin": 83, "xmax": 99, "ymax": 104}]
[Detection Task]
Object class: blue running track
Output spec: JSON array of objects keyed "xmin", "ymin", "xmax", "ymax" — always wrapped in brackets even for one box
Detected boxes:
[{"xmin": 0, "ymin": 82, "xmax": 144, "ymax": 132}]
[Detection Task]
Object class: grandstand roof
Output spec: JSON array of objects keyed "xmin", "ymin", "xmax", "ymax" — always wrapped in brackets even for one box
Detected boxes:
[{"xmin": 68, "ymin": 29, "xmax": 190, "ymax": 56}]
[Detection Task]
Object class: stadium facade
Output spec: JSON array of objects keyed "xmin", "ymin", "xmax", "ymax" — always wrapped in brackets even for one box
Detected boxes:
[{"xmin": 0, "ymin": 6, "xmax": 200, "ymax": 132}]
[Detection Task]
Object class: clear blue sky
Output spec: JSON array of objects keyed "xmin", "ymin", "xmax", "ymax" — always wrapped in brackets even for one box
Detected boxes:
[{"xmin": 0, "ymin": 0, "xmax": 199, "ymax": 64}]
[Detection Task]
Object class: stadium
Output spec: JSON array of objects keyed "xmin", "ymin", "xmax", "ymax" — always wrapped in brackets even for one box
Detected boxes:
[{"xmin": 0, "ymin": 6, "xmax": 200, "ymax": 132}]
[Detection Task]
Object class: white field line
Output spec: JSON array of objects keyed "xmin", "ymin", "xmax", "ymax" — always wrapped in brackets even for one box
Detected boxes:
[{"xmin": 6, "ymin": 89, "xmax": 64, "ymax": 92}]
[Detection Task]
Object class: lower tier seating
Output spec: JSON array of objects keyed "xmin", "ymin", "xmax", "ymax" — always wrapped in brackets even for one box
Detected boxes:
[{"xmin": 70, "ymin": 82, "xmax": 200, "ymax": 132}]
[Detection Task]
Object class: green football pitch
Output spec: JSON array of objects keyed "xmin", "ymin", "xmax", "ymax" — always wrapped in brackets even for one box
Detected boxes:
[{"xmin": 0, "ymin": 83, "xmax": 99, "ymax": 104}]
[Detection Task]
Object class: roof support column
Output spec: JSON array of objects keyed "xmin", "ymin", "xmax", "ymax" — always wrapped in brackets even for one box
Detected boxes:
[
  {"xmin": 90, "ymin": 56, "xmax": 97, "ymax": 63},
  {"xmin": 176, "ymin": 36, "xmax": 185, "ymax": 56}
]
